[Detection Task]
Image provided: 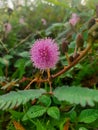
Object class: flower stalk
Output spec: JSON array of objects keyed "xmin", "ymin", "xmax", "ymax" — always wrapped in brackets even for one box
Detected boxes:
[{"xmin": 47, "ymin": 69, "xmax": 52, "ymax": 93}]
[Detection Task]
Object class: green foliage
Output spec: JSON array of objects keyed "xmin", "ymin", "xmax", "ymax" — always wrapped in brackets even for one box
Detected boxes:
[
  {"xmin": 79, "ymin": 109, "xmax": 98, "ymax": 123},
  {"xmin": 12, "ymin": 59, "xmax": 26, "ymax": 79},
  {"xmin": 47, "ymin": 106, "xmax": 60, "ymax": 120},
  {"xmin": 9, "ymin": 110, "xmax": 24, "ymax": 120},
  {"xmin": 0, "ymin": 89, "xmax": 45, "ymax": 110},
  {"xmin": 70, "ymin": 111, "xmax": 77, "ymax": 122},
  {"xmin": 1, "ymin": 0, "xmax": 98, "ymax": 129},
  {"xmin": 54, "ymin": 86, "xmax": 98, "ymax": 106},
  {"xmin": 29, "ymin": 119, "xmax": 46, "ymax": 130},
  {"xmin": 6, "ymin": 121, "xmax": 16, "ymax": 130},
  {"xmin": 73, "ymin": 60, "xmax": 98, "ymax": 85},
  {"xmin": 1, "ymin": 86, "xmax": 98, "ymax": 111},
  {"xmin": 35, "ymin": 120, "xmax": 46, "ymax": 130},
  {"xmin": 23, "ymin": 105, "xmax": 47, "ymax": 121},
  {"xmin": 44, "ymin": 0, "xmax": 70, "ymax": 8},
  {"xmin": 38, "ymin": 95, "xmax": 51, "ymax": 107},
  {"xmin": 79, "ymin": 127, "xmax": 88, "ymax": 130}
]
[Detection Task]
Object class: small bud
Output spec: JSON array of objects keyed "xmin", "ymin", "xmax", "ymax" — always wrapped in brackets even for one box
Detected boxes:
[
  {"xmin": 73, "ymin": 53, "xmax": 80, "ymax": 59},
  {"xmin": 61, "ymin": 40, "xmax": 69, "ymax": 54},
  {"xmin": 66, "ymin": 33, "xmax": 72, "ymax": 41},
  {"xmin": 56, "ymin": 61, "xmax": 63, "ymax": 69},
  {"xmin": 69, "ymin": 53, "xmax": 80, "ymax": 63},
  {"xmin": 69, "ymin": 55, "xmax": 74, "ymax": 62},
  {"xmin": 76, "ymin": 33, "xmax": 84, "ymax": 50},
  {"xmin": 88, "ymin": 23, "xmax": 98, "ymax": 39},
  {"xmin": 69, "ymin": 13, "xmax": 80, "ymax": 26},
  {"xmin": 88, "ymin": 18, "xmax": 95, "ymax": 29}
]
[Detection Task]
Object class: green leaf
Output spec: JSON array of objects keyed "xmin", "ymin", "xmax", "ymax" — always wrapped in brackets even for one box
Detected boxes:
[
  {"xmin": 38, "ymin": 95, "xmax": 51, "ymax": 107},
  {"xmin": 0, "ymin": 58, "xmax": 9, "ymax": 66},
  {"xmin": 70, "ymin": 111, "xmax": 77, "ymax": 122},
  {"xmin": 79, "ymin": 109, "xmax": 98, "ymax": 123},
  {"xmin": 18, "ymin": 51, "xmax": 29, "ymax": 58},
  {"xmin": 12, "ymin": 59, "xmax": 26, "ymax": 79},
  {"xmin": 0, "ymin": 67, "xmax": 4, "ymax": 76},
  {"xmin": 36, "ymin": 120, "xmax": 46, "ymax": 130},
  {"xmin": 9, "ymin": 110, "xmax": 24, "ymax": 120},
  {"xmin": 23, "ymin": 105, "xmax": 47, "ymax": 121},
  {"xmin": 79, "ymin": 127, "xmax": 88, "ymax": 130},
  {"xmin": 47, "ymin": 106, "xmax": 60, "ymax": 120},
  {"xmin": 52, "ymin": 96, "xmax": 61, "ymax": 105},
  {"xmin": 30, "ymin": 120, "xmax": 46, "ymax": 130},
  {"xmin": 14, "ymin": 59, "xmax": 25, "ymax": 68},
  {"xmin": 54, "ymin": 86, "xmax": 98, "ymax": 106},
  {"xmin": 0, "ymin": 89, "xmax": 45, "ymax": 110}
]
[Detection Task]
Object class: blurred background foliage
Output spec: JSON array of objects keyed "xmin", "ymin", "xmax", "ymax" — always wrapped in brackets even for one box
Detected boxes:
[
  {"xmin": 0, "ymin": 0, "xmax": 98, "ymax": 87},
  {"xmin": 1, "ymin": 0, "xmax": 98, "ymax": 129},
  {"xmin": 0, "ymin": 0, "xmax": 98, "ymax": 88}
]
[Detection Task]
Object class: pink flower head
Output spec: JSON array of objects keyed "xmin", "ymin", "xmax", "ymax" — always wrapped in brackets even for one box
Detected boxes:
[
  {"xmin": 4, "ymin": 22, "xmax": 12, "ymax": 33},
  {"xmin": 69, "ymin": 13, "xmax": 80, "ymax": 26},
  {"xmin": 30, "ymin": 38, "xmax": 59, "ymax": 70},
  {"xmin": 41, "ymin": 18, "xmax": 47, "ymax": 25}
]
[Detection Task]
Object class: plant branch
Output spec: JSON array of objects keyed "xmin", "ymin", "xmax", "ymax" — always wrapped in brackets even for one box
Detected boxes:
[
  {"xmin": 25, "ymin": 43, "xmax": 91, "ymax": 88},
  {"xmin": 52, "ymin": 44, "xmax": 91, "ymax": 79},
  {"xmin": 9, "ymin": 33, "xmax": 33, "ymax": 52},
  {"xmin": 0, "ymin": 39, "xmax": 9, "ymax": 53},
  {"xmin": 25, "ymin": 78, "xmax": 37, "ymax": 90}
]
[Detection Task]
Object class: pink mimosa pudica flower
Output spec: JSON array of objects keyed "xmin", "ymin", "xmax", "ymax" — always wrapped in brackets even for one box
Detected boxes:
[
  {"xmin": 30, "ymin": 38, "xmax": 59, "ymax": 70},
  {"xmin": 69, "ymin": 13, "xmax": 80, "ymax": 26}
]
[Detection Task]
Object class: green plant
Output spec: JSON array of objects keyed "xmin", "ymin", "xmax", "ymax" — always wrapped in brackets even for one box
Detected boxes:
[{"xmin": 1, "ymin": 0, "xmax": 98, "ymax": 130}]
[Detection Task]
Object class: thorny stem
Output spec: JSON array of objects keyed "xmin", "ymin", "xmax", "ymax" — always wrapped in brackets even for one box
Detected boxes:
[
  {"xmin": 24, "ymin": 71, "xmax": 48, "ymax": 89},
  {"xmin": 52, "ymin": 44, "xmax": 91, "ymax": 79}
]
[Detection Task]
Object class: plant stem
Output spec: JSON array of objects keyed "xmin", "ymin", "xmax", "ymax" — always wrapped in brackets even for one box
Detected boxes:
[
  {"xmin": 24, "ymin": 44, "xmax": 91, "ymax": 87},
  {"xmin": 25, "ymin": 78, "xmax": 37, "ymax": 89},
  {"xmin": 9, "ymin": 33, "xmax": 33, "ymax": 52},
  {"xmin": 52, "ymin": 44, "xmax": 91, "ymax": 78},
  {"xmin": 0, "ymin": 39, "xmax": 9, "ymax": 53},
  {"xmin": 65, "ymin": 52, "xmax": 71, "ymax": 65},
  {"xmin": 47, "ymin": 69, "xmax": 52, "ymax": 93}
]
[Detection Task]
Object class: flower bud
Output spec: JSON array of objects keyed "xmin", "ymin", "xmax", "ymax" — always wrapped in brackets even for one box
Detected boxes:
[
  {"xmin": 76, "ymin": 33, "xmax": 84, "ymax": 50},
  {"xmin": 61, "ymin": 40, "xmax": 69, "ymax": 54},
  {"xmin": 56, "ymin": 61, "xmax": 63, "ymax": 69},
  {"xmin": 88, "ymin": 18, "xmax": 95, "ymax": 29},
  {"xmin": 69, "ymin": 13, "xmax": 80, "ymax": 26},
  {"xmin": 88, "ymin": 23, "xmax": 98, "ymax": 39},
  {"xmin": 69, "ymin": 55, "xmax": 74, "ymax": 62},
  {"xmin": 73, "ymin": 53, "xmax": 80, "ymax": 59},
  {"xmin": 69, "ymin": 53, "xmax": 80, "ymax": 63}
]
